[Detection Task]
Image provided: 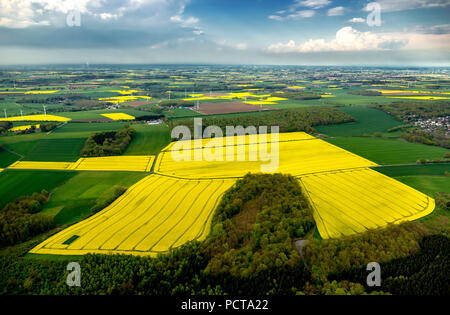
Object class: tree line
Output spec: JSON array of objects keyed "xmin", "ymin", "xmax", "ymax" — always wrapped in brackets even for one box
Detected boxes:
[{"xmin": 170, "ymin": 107, "xmax": 355, "ymax": 136}]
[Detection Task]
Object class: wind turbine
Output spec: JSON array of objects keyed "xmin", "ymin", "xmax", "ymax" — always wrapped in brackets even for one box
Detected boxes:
[{"xmin": 43, "ymin": 105, "xmax": 47, "ymax": 117}]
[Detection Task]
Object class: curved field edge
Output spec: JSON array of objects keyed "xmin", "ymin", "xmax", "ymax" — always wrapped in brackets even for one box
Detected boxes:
[{"xmin": 29, "ymin": 175, "xmax": 236, "ymax": 257}]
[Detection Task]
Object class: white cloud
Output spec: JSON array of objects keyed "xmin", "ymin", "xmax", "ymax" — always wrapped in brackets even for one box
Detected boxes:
[
  {"xmin": 296, "ymin": 0, "xmax": 331, "ymax": 10},
  {"xmin": 348, "ymin": 17, "xmax": 366, "ymax": 23},
  {"xmin": 170, "ymin": 15, "xmax": 199, "ymax": 27},
  {"xmin": 327, "ymin": 6, "xmax": 345, "ymax": 16},
  {"xmin": 268, "ymin": 10, "xmax": 315, "ymax": 21},
  {"xmin": 98, "ymin": 13, "xmax": 120, "ymax": 21},
  {"xmin": 269, "ymin": 0, "xmax": 327, "ymax": 21},
  {"xmin": 268, "ymin": 15, "xmax": 284, "ymax": 21},
  {"xmin": 267, "ymin": 26, "xmax": 409, "ymax": 52},
  {"xmin": 363, "ymin": 0, "xmax": 450, "ymax": 12},
  {"xmin": 170, "ymin": 14, "xmax": 203, "ymax": 35},
  {"xmin": 289, "ymin": 10, "xmax": 316, "ymax": 18},
  {"xmin": 0, "ymin": 0, "xmax": 193, "ymax": 28}
]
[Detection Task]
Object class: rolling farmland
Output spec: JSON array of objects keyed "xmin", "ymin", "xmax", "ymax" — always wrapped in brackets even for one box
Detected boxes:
[
  {"xmin": 30, "ymin": 175, "xmax": 235, "ymax": 256},
  {"xmin": 26, "ymin": 131, "xmax": 437, "ymax": 256},
  {"xmin": 8, "ymin": 155, "xmax": 155, "ymax": 172}
]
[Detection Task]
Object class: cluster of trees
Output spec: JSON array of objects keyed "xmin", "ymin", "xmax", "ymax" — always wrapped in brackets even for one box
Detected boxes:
[
  {"xmin": 171, "ymin": 107, "xmax": 354, "ymax": 136},
  {"xmin": 201, "ymin": 174, "xmax": 314, "ymax": 292},
  {"xmin": 39, "ymin": 123, "xmax": 60, "ymax": 132},
  {"xmin": 0, "ymin": 190, "xmax": 54, "ymax": 247},
  {"xmin": 0, "ymin": 122, "xmax": 12, "ymax": 134},
  {"xmin": 80, "ymin": 125, "xmax": 136, "ymax": 156},
  {"xmin": 401, "ymin": 129, "xmax": 449, "ymax": 149},
  {"xmin": 435, "ymin": 192, "xmax": 450, "ymax": 211}
]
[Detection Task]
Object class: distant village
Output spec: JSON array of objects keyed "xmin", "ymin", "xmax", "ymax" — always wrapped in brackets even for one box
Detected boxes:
[{"xmin": 412, "ymin": 116, "xmax": 450, "ymax": 134}]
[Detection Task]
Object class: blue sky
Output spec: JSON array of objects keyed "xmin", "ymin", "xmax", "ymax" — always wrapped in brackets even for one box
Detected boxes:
[{"xmin": 0, "ymin": 0, "xmax": 449, "ymax": 65}]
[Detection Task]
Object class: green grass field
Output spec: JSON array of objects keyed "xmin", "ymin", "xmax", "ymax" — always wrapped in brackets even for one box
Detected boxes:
[
  {"xmin": 164, "ymin": 108, "xmax": 202, "ymax": 118},
  {"xmin": 53, "ymin": 122, "xmax": 126, "ymax": 133},
  {"xmin": 124, "ymin": 123, "xmax": 171, "ymax": 155},
  {"xmin": 42, "ymin": 172, "xmax": 147, "ymax": 225},
  {"xmin": 328, "ymin": 137, "xmax": 449, "ymax": 164},
  {"xmin": 393, "ymin": 175, "xmax": 450, "ymax": 196},
  {"xmin": 316, "ymin": 106, "xmax": 401, "ymax": 136},
  {"xmin": 374, "ymin": 164, "xmax": 449, "ymax": 177},
  {"xmin": 24, "ymin": 138, "xmax": 86, "ymax": 161},
  {"xmin": 0, "ymin": 170, "xmax": 76, "ymax": 208},
  {"xmin": 0, "ymin": 149, "xmax": 20, "ymax": 167}
]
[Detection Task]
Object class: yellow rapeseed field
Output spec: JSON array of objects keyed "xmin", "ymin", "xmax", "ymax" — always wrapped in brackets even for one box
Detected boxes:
[
  {"xmin": 9, "ymin": 156, "xmax": 154, "ymax": 172},
  {"xmin": 243, "ymin": 100, "xmax": 277, "ymax": 105},
  {"xmin": 0, "ymin": 114, "xmax": 70, "ymax": 122},
  {"xmin": 388, "ymin": 96, "xmax": 450, "ymax": 100},
  {"xmin": 101, "ymin": 113, "xmax": 135, "ymax": 120},
  {"xmin": 98, "ymin": 96, "xmax": 152, "ymax": 103},
  {"xmin": 9, "ymin": 124, "xmax": 40, "ymax": 132},
  {"xmin": 25, "ymin": 90, "xmax": 59, "ymax": 94},
  {"xmin": 29, "ymin": 175, "xmax": 236, "ymax": 256},
  {"xmin": 155, "ymin": 132, "xmax": 377, "ymax": 179},
  {"xmin": 299, "ymin": 168, "xmax": 435, "ymax": 239},
  {"xmin": 111, "ymin": 89, "xmax": 140, "ymax": 94},
  {"xmin": 8, "ymin": 161, "xmax": 74, "ymax": 170},
  {"xmin": 71, "ymin": 156, "xmax": 154, "ymax": 172}
]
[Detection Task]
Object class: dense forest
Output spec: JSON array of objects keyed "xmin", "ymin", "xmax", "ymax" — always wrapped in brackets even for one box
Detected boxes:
[
  {"xmin": 0, "ymin": 173, "xmax": 448, "ymax": 295},
  {"xmin": 170, "ymin": 107, "xmax": 354, "ymax": 136},
  {"xmin": 326, "ymin": 234, "xmax": 450, "ymax": 295},
  {"xmin": 80, "ymin": 125, "xmax": 136, "ymax": 156},
  {"xmin": 201, "ymin": 173, "xmax": 315, "ymax": 292},
  {"xmin": 0, "ymin": 190, "xmax": 54, "ymax": 247}
]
